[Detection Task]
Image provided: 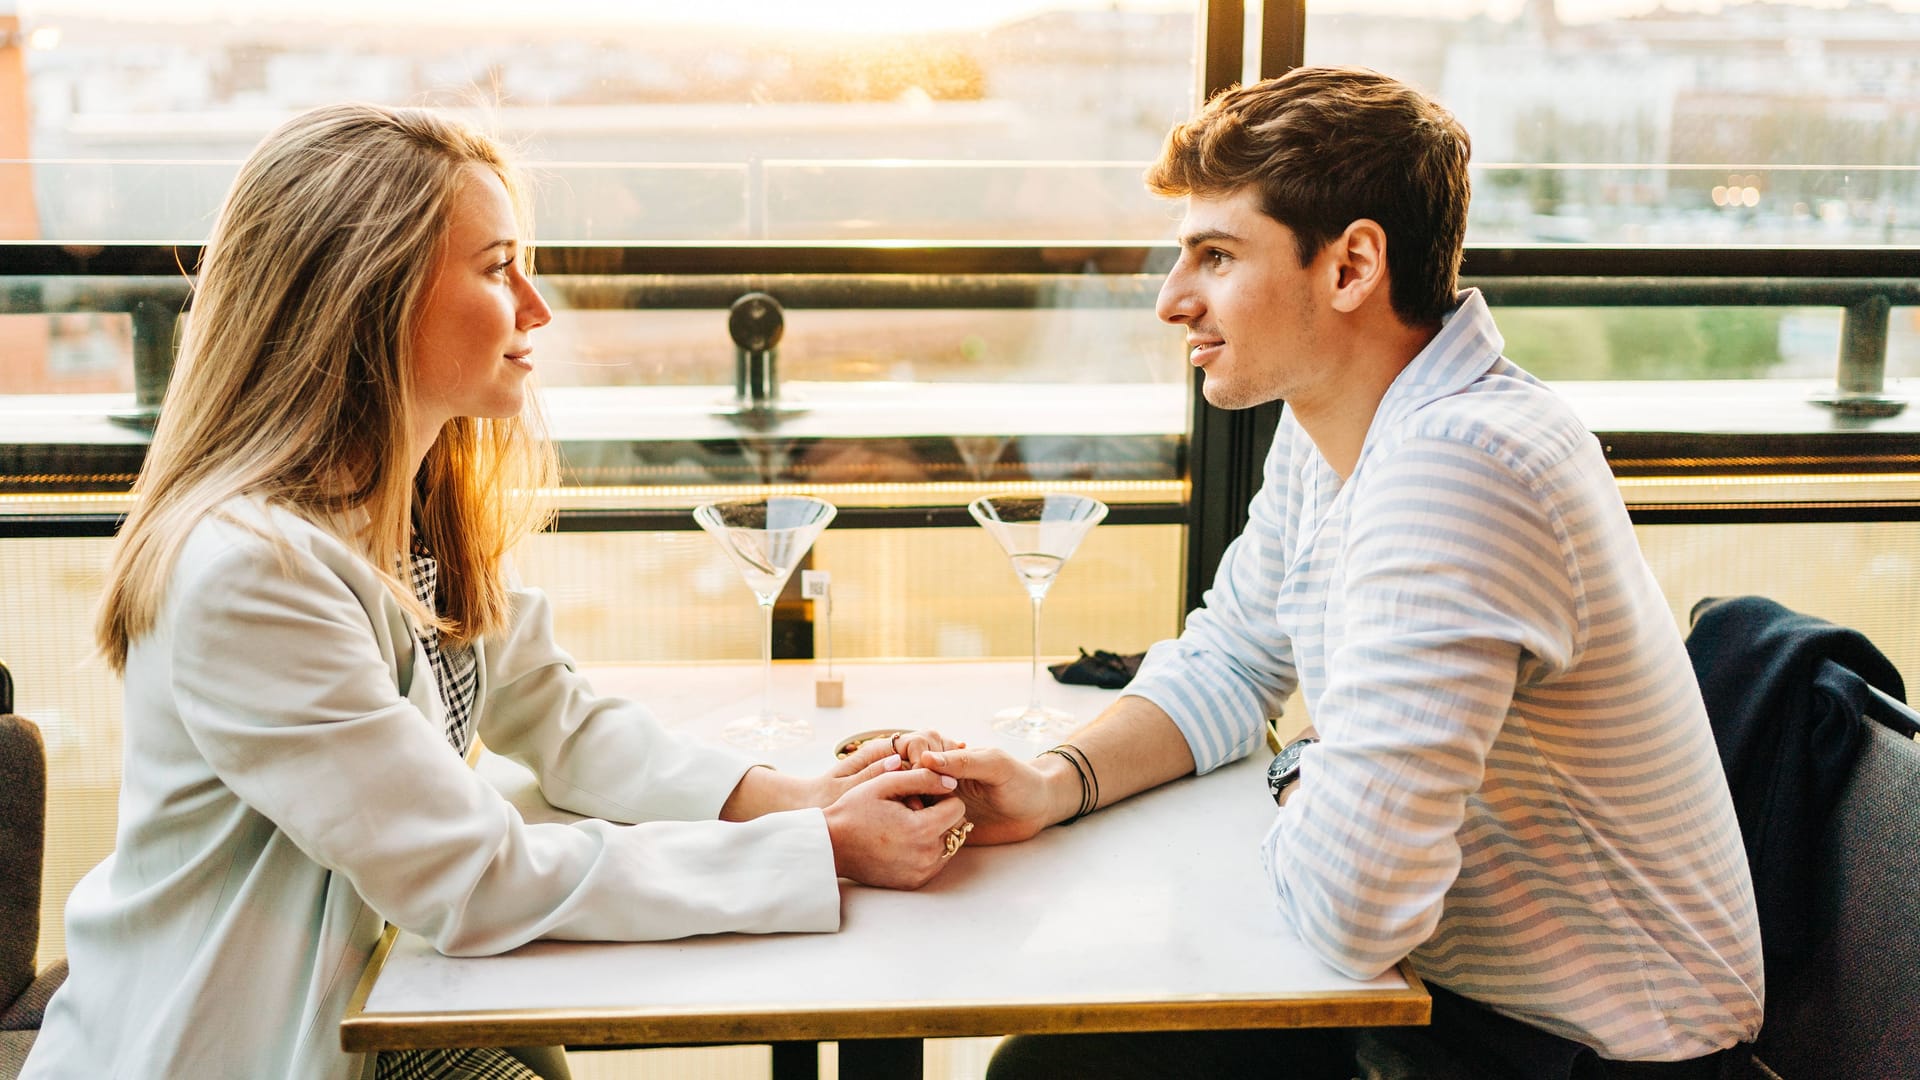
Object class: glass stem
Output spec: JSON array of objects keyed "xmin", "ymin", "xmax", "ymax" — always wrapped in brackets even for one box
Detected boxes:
[
  {"xmin": 1027, "ymin": 593, "xmax": 1044, "ymax": 711},
  {"xmin": 759, "ymin": 598, "xmax": 775, "ymax": 728}
]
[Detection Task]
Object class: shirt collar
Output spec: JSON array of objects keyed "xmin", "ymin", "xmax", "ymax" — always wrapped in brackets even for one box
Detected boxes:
[{"xmin": 1361, "ymin": 287, "xmax": 1506, "ymax": 443}]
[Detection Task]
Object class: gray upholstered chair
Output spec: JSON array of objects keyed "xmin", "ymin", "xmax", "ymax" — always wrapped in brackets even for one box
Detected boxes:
[
  {"xmin": 1, "ymin": 662, "xmax": 67, "ymax": 1080},
  {"xmin": 1747, "ymin": 669, "xmax": 1920, "ymax": 1079}
]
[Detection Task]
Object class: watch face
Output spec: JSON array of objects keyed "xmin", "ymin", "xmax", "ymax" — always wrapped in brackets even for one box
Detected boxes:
[
  {"xmin": 1265, "ymin": 739, "xmax": 1314, "ymax": 803},
  {"xmin": 1265, "ymin": 753, "xmax": 1290, "ymax": 799}
]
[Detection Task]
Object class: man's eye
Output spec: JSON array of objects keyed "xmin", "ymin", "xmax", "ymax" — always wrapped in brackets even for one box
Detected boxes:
[{"xmin": 1207, "ymin": 249, "xmax": 1231, "ymax": 267}]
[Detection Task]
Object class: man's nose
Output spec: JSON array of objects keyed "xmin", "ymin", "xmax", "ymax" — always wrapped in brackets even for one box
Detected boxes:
[{"xmin": 1156, "ymin": 269, "xmax": 1200, "ymax": 325}]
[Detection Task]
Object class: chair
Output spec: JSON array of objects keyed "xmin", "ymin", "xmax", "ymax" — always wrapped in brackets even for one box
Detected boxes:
[
  {"xmin": 1747, "ymin": 665, "xmax": 1920, "ymax": 1079},
  {"xmin": 0, "ymin": 661, "xmax": 67, "ymax": 1080}
]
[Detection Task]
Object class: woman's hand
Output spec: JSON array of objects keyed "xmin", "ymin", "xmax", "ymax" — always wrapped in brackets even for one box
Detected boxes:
[
  {"xmin": 890, "ymin": 729, "xmax": 963, "ymax": 770},
  {"xmin": 823, "ymin": 768, "xmax": 969, "ymax": 889},
  {"xmin": 813, "ymin": 729, "xmax": 962, "ymax": 808},
  {"xmin": 720, "ymin": 729, "xmax": 965, "ymax": 821}
]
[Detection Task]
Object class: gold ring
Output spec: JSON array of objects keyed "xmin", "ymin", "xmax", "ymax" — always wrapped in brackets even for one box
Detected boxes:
[
  {"xmin": 891, "ymin": 733, "xmax": 904, "ymax": 760},
  {"xmin": 941, "ymin": 821, "xmax": 974, "ymax": 859}
]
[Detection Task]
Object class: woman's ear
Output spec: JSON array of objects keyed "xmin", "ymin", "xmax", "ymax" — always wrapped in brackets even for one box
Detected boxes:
[{"xmin": 1327, "ymin": 219, "xmax": 1389, "ymax": 315}]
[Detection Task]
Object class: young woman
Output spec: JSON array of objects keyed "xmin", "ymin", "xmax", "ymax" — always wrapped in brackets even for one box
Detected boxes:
[{"xmin": 22, "ymin": 103, "xmax": 967, "ymax": 1080}]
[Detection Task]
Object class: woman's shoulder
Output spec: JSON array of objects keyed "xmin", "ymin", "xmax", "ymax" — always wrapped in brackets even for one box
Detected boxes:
[{"xmin": 173, "ymin": 495, "xmax": 373, "ymax": 589}]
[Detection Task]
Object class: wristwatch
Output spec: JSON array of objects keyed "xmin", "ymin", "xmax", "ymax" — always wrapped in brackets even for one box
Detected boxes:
[{"xmin": 1266, "ymin": 736, "xmax": 1319, "ymax": 805}]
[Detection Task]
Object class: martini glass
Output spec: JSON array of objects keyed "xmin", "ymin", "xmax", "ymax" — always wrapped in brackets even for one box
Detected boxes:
[
  {"xmin": 694, "ymin": 495, "xmax": 838, "ymax": 749},
  {"xmin": 968, "ymin": 493, "xmax": 1109, "ymax": 740}
]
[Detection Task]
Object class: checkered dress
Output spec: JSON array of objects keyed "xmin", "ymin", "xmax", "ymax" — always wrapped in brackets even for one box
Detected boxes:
[
  {"xmin": 375, "ymin": 1047, "xmax": 540, "ymax": 1080},
  {"xmin": 377, "ymin": 550, "xmax": 533, "ymax": 1080},
  {"xmin": 405, "ymin": 541, "xmax": 479, "ymax": 756}
]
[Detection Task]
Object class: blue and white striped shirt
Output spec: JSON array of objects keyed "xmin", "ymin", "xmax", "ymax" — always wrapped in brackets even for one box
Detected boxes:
[{"xmin": 1126, "ymin": 290, "xmax": 1763, "ymax": 1061}]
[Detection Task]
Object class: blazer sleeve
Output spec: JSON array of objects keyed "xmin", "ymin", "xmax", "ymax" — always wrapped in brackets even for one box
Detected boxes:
[
  {"xmin": 476, "ymin": 583, "xmax": 763, "ymax": 825},
  {"xmin": 165, "ymin": 528, "xmax": 841, "ymax": 956}
]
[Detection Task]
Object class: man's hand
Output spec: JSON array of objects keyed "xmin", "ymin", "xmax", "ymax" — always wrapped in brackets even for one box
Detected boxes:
[
  {"xmin": 823, "ymin": 768, "xmax": 968, "ymax": 889},
  {"xmin": 920, "ymin": 697, "xmax": 1198, "ymax": 844},
  {"xmin": 918, "ymin": 747, "xmax": 1073, "ymax": 845}
]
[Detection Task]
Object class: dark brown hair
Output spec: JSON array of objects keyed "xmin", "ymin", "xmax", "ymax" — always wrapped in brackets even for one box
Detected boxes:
[{"xmin": 1147, "ymin": 66, "xmax": 1471, "ymax": 326}]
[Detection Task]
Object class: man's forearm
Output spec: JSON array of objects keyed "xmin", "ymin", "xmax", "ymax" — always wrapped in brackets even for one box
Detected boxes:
[{"xmin": 1037, "ymin": 694, "xmax": 1197, "ymax": 823}]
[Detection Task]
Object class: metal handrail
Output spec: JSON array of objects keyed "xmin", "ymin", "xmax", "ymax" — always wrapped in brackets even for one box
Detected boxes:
[{"xmin": 2, "ymin": 243, "xmax": 1916, "ymax": 423}]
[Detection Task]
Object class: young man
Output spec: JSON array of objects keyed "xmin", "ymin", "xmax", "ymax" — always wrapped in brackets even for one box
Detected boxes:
[{"xmin": 924, "ymin": 68, "xmax": 1763, "ymax": 1078}]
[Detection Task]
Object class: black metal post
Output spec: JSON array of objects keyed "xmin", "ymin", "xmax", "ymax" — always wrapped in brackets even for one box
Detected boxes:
[{"xmin": 1814, "ymin": 293, "xmax": 1904, "ymax": 417}]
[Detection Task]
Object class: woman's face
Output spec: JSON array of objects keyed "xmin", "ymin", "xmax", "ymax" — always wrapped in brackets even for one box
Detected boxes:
[{"xmin": 410, "ymin": 164, "xmax": 552, "ymax": 445}]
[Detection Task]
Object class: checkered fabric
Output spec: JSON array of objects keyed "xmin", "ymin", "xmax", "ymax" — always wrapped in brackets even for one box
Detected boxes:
[
  {"xmin": 375, "ymin": 1046, "xmax": 541, "ymax": 1080},
  {"xmin": 379, "ymin": 541, "xmax": 527, "ymax": 1079},
  {"xmin": 406, "ymin": 544, "xmax": 479, "ymax": 756}
]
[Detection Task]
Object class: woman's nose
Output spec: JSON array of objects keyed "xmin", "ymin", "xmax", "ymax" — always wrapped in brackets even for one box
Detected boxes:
[{"xmin": 518, "ymin": 277, "xmax": 553, "ymax": 331}]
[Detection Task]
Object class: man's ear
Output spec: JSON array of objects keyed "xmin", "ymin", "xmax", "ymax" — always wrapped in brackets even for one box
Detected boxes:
[{"xmin": 1327, "ymin": 219, "xmax": 1389, "ymax": 315}]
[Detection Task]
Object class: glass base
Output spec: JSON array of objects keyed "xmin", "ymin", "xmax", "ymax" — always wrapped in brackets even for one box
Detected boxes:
[
  {"xmin": 992, "ymin": 703, "xmax": 1073, "ymax": 742},
  {"xmin": 723, "ymin": 712, "xmax": 812, "ymax": 750}
]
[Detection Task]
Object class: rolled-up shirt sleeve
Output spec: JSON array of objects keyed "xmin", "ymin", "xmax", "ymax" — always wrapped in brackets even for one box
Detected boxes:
[{"xmin": 1126, "ymin": 435, "xmax": 1301, "ymax": 773}]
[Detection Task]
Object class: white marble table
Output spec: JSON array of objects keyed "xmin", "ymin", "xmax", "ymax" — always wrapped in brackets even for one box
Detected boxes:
[{"xmin": 342, "ymin": 660, "xmax": 1427, "ymax": 1078}]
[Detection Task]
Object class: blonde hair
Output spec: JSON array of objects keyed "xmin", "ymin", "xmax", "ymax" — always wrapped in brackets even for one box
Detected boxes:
[{"xmin": 97, "ymin": 102, "xmax": 556, "ymax": 672}]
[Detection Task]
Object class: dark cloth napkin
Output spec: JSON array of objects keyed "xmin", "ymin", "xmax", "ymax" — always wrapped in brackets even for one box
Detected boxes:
[{"xmin": 1048, "ymin": 648, "xmax": 1144, "ymax": 689}]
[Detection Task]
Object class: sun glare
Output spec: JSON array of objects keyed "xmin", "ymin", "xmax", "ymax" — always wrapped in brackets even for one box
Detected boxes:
[
  {"xmin": 24, "ymin": 0, "xmax": 1920, "ymax": 30},
  {"xmin": 24, "ymin": 0, "xmax": 1185, "ymax": 34}
]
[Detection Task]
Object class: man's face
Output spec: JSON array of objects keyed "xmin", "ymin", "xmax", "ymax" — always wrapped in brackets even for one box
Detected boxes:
[{"xmin": 1156, "ymin": 187, "xmax": 1330, "ymax": 411}]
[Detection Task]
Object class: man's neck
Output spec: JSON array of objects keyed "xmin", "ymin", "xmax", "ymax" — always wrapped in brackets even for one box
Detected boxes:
[{"xmin": 1289, "ymin": 317, "xmax": 1441, "ymax": 480}]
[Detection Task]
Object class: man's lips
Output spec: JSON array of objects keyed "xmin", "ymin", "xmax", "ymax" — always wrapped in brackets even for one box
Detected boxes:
[{"xmin": 1186, "ymin": 337, "xmax": 1225, "ymax": 365}]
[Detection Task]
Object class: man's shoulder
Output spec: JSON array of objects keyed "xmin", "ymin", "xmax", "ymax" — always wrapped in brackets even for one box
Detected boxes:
[{"xmin": 1387, "ymin": 359, "xmax": 1593, "ymax": 480}]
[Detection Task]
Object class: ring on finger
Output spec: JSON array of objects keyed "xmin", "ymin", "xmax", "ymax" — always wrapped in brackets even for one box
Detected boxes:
[
  {"xmin": 941, "ymin": 820, "xmax": 974, "ymax": 859},
  {"xmin": 891, "ymin": 733, "xmax": 904, "ymax": 760}
]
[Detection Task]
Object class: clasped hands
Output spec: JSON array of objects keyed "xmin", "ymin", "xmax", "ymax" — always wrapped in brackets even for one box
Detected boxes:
[{"xmin": 815, "ymin": 729, "xmax": 1055, "ymax": 891}]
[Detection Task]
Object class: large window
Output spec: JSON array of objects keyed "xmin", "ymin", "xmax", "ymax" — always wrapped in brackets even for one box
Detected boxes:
[
  {"xmin": 13, "ymin": 0, "xmax": 1197, "ymax": 243},
  {"xmin": 4, "ymin": 0, "xmax": 1204, "ymax": 497},
  {"xmin": 1306, "ymin": 0, "xmax": 1920, "ymax": 382},
  {"xmin": 1307, "ymin": 0, "xmax": 1920, "ymax": 248}
]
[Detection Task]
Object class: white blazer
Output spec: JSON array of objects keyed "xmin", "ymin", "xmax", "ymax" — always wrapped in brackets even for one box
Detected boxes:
[{"xmin": 24, "ymin": 498, "xmax": 840, "ymax": 1080}]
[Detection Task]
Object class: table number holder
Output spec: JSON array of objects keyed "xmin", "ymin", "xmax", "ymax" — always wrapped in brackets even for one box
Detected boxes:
[{"xmin": 802, "ymin": 569, "xmax": 843, "ymax": 707}]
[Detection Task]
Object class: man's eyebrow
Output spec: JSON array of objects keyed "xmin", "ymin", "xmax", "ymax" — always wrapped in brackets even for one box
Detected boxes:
[{"xmin": 1178, "ymin": 228, "xmax": 1242, "ymax": 250}]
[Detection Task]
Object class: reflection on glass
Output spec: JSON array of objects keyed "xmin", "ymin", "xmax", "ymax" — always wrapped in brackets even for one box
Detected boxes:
[
  {"xmin": 12, "ymin": 2, "xmax": 1198, "ymax": 243},
  {"xmin": 694, "ymin": 495, "xmax": 837, "ymax": 748},
  {"xmin": 969, "ymin": 492, "xmax": 1108, "ymax": 740},
  {"xmin": 1306, "ymin": 1, "xmax": 1920, "ymax": 246}
]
